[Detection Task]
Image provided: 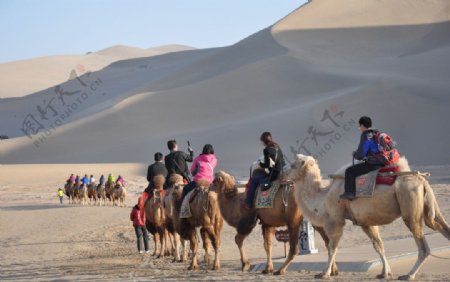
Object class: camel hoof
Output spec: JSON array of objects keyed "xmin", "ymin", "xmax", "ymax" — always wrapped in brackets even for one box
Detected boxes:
[
  {"xmin": 188, "ymin": 265, "xmax": 198, "ymax": 271},
  {"xmin": 274, "ymin": 270, "xmax": 286, "ymax": 276},
  {"xmin": 262, "ymin": 269, "xmax": 273, "ymax": 275},
  {"xmin": 331, "ymin": 269, "xmax": 339, "ymax": 276},
  {"xmin": 376, "ymin": 273, "xmax": 392, "ymax": 279},
  {"xmin": 242, "ymin": 262, "xmax": 250, "ymax": 272},
  {"xmin": 315, "ymin": 273, "xmax": 331, "ymax": 279},
  {"xmin": 398, "ymin": 274, "xmax": 414, "ymax": 280},
  {"xmin": 212, "ymin": 265, "xmax": 220, "ymax": 271}
]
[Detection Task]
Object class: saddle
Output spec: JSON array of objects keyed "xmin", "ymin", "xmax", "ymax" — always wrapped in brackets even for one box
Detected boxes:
[
  {"xmin": 189, "ymin": 185, "xmax": 209, "ymax": 203},
  {"xmin": 355, "ymin": 165, "xmax": 400, "ymax": 198}
]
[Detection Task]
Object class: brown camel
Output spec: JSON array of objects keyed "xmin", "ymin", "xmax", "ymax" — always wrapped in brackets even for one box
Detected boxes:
[
  {"xmin": 113, "ymin": 183, "xmax": 126, "ymax": 207},
  {"xmin": 289, "ymin": 154, "xmax": 450, "ymax": 280},
  {"xmin": 144, "ymin": 175, "xmax": 168, "ymax": 258},
  {"xmin": 163, "ymin": 174, "xmax": 188, "ymax": 262},
  {"xmin": 97, "ymin": 183, "xmax": 106, "ymax": 206},
  {"xmin": 105, "ymin": 181, "xmax": 114, "ymax": 205},
  {"xmin": 180, "ymin": 179, "xmax": 223, "ymax": 271},
  {"xmin": 213, "ymin": 170, "xmax": 335, "ymax": 275},
  {"xmin": 87, "ymin": 182, "xmax": 97, "ymax": 205},
  {"xmin": 78, "ymin": 184, "xmax": 88, "ymax": 205},
  {"xmin": 64, "ymin": 181, "xmax": 75, "ymax": 204},
  {"xmin": 73, "ymin": 181, "xmax": 80, "ymax": 204}
]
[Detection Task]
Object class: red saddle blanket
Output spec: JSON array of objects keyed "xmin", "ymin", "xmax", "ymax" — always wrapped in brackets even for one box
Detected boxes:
[{"xmin": 376, "ymin": 166, "xmax": 400, "ymax": 185}]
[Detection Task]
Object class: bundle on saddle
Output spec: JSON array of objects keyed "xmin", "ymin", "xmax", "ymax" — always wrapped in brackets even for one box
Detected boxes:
[{"xmin": 179, "ymin": 179, "xmax": 211, "ymax": 219}]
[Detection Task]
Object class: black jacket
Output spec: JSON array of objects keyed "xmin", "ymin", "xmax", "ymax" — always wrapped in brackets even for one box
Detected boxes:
[
  {"xmin": 260, "ymin": 145, "xmax": 286, "ymax": 182},
  {"xmin": 147, "ymin": 162, "xmax": 168, "ymax": 185},
  {"xmin": 164, "ymin": 150, "xmax": 194, "ymax": 181}
]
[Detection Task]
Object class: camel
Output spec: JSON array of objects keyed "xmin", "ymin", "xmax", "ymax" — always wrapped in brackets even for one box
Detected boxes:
[
  {"xmin": 64, "ymin": 181, "xmax": 75, "ymax": 204},
  {"xmin": 113, "ymin": 183, "xmax": 127, "ymax": 207},
  {"xmin": 144, "ymin": 175, "xmax": 170, "ymax": 258},
  {"xmin": 105, "ymin": 181, "xmax": 114, "ymax": 205},
  {"xmin": 73, "ymin": 181, "xmax": 80, "ymax": 204},
  {"xmin": 213, "ymin": 170, "xmax": 335, "ymax": 275},
  {"xmin": 289, "ymin": 154, "xmax": 450, "ymax": 280},
  {"xmin": 162, "ymin": 174, "xmax": 188, "ymax": 262},
  {"xmin": 87, "ymin": 182, "xmax": 97, "ymax": 205},
  {"xmin": 78, "ymin": 184, "xmax": 88, "ymax": 205},
  {"xmin": 97, "ymin": 183, "xmax": 106, "ymax": 206},
  {"xmin": 180, "ymin": 179, "xmax": 223, "ymax": 271}
]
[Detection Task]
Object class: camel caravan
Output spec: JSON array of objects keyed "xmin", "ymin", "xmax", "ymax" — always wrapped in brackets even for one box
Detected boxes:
[
  {"xmin": 130, "ymin": 117, "xmax": 450, "ymax": 280},
  {"xmin": 64, "ymin": 173, "xmax": 127, "ymax": 207}
]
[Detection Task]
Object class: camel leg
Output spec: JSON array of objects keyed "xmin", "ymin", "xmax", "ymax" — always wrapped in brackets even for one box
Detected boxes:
[
  {"xmin": 172, "ymin": 232, "xmax": 181, "ymax": 262},
  {"xmin": 235, "ymin": 233, "xmax": 250, "ymax": 272},
  {"xmin": 157, "ymin": 229, "xmax": 166, "ymax": 258},
  {"xmin": 204, "ymin": 225, "xmax": 221, "ymax": 271},
  {"xmin": 188, "ymin": 228, "xmax": 199, "ymax": 270},
  {"xmin": 200, "ymin": 227, "xmax": 212, "ymax": 266},
  {"xmin": 274, "ymin": 222, "xmax": 301, "ymax": 275},
  {"xmin": 315, "ymin": 226, "xmax": 339, "ymax": 276},
  {"xmin": 182, "ymin": 239, "xmax": 188, "ymax": 262},
  {"xmin": 361, "ymin": 225, "xmax": 392, "ymax": 279},
  {"xmin": 153, "ymin": 232, "xmax": 160, "ymax": 256},
  {"xmin": 262, "ymin": 225, "xmax": 275, "ymax": 274},
  {"xmin": 316, "ymin": 220, "xmax": 344, "ymax": 279},
  {"xmin": 398, "ymin": 219, "xmax": 430, "ymax": 280}
]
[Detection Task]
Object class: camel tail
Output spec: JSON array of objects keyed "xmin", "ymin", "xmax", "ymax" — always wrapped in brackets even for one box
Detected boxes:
[{"xmin": 422, "ymin": 177, "xmax": 450, "ymax": 240}]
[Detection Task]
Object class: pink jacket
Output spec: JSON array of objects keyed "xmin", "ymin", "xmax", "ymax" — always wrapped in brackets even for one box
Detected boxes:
[
  {"xmin": 130, "ymin": 206, "xmax": 146, "ymax": 227},
  {"xmin": 191, "ymin": 154, "xmax": 217, "ymax": 183}
]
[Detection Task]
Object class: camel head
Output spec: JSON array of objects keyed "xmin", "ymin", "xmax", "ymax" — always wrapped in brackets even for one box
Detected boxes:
[
  {"xmin": 212, "ymin": 171, "xmax": 236, "ymax": 193},
  {"xmin": 153, "ymin": 175, "xmax": 166, "ymax": 190},
  {"xmin": 288, "ymin": 154, "xmax": 320, "ymax": 181}
]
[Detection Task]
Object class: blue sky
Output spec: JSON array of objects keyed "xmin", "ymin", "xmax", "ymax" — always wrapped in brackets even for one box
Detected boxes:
[{"xmin": 0, "ymin": 0, "xmax": 306, "ymax": 63}]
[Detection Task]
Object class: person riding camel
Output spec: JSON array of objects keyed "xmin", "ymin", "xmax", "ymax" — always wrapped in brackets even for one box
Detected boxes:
[
  {"xmin": 89, "ymin": 174, "xmax": 96, "ymax": 185},
  {"xmin": 67, "ymin": 174, "xmax": 75, "ymax": 184},
  {"xmin": 244, "ymin": 132, "xmax": 286, "ymax": 209},
  {"xmin": 81, "ymin": 174, "xmax": 90, "ymax": 188},
  {"xmin": 99, "ymin": 175, "xmax": 105, "ymax": 186},
  {"xmin": 116, "ymin": 175, "xmax": 125, "ymax": 188},
  {"xmin": 107, "ymin": 174, "xmax": 116, "ymax": 186},
  {"xmin": 75, "ymin": 175, "xmax": 80, "ymax": 184},
  {"xmin": 164, "ymin": 140, "xmax": 194, "ymax": 184},
  {"xmin": 141, "ymin": 152, "xmax": 168, "ymax": 209},
  {"xmin": 180, "ymin": 144, "xmax": 217, "ymax": 203},
  {"xmin": 339, "ymin": 116, "xmax": 396, "ymax": 200}
]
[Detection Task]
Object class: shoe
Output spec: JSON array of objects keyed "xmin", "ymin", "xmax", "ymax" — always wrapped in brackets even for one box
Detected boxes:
[
  {"xmin": 139, "ymin": 250, "xmax": 143, "ymax": 254},
  {"xmin": 145, "ymin": 250, "xmax": 150, "ymax": 254},
  {"xmin": 339, "ymin": 192, "xmax": 355, "ymax": 200}
]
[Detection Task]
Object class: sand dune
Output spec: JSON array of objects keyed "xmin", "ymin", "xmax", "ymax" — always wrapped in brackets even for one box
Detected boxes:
[
  {"xmin": 1, "ymin": 0, "xmax": 450, "ymax": 175},
  {"xmin": 0, "ymin": 44, "xmax": 194, "ymax": 98}
]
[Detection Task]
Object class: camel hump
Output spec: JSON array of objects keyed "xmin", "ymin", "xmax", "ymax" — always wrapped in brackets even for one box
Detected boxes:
[{"xmin": 195, "ymin": 179, "xmax": 211, "ymax": 189}]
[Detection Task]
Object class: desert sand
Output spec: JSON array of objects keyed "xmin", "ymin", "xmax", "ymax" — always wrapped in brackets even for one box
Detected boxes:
[
  {"xmin": 1, "ymin": 0, "xmax": 450, "ymax": 280},
  {"xmin": 1, "ymin": 164, "xmax": 449, "ymax": 281}
]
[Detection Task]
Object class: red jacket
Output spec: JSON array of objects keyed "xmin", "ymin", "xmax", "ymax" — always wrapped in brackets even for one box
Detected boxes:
[{"xmin": 130, "ymin": 206, "xmax": 146, "ymax": 227}]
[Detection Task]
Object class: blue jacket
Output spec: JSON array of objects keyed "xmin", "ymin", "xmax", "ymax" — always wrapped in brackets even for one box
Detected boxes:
[
  {"xmin": 354, "ymin": 129, "xmax": 383, "ymax": 165},
  {"xmin": 82, "ymin": 177, "xmax": 90, "ymax": 185}
]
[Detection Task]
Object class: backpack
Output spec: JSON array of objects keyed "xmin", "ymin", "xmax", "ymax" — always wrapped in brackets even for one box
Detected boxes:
[{"xmin": 373, "ymin": 130, "xmax": 400, "ymax": 165}]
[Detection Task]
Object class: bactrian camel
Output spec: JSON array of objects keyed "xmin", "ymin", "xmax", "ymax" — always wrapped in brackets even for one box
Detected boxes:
[
  {"xmin": 289, "ymin": 154, "xmax": 450, "ymax": 280},
  {"xmin": 213, "ymin": 170, "xmax": 336, "ymax": 275}
]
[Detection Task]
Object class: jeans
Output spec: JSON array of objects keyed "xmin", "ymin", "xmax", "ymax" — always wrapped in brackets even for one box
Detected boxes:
[
  {"xmin": 245, "ymin": 175, "xmax": 268, "ymax": 206},
  {"xmin": 134, "ymin": 226, "xmax": 149, "ymax": 252},
  {"xmin": 344, "ymin": 162, "xmax": 383, "ymax": 195},
  {"xmin": 59, "ymin": 196, "xmax": 63, "ymax": 204}
]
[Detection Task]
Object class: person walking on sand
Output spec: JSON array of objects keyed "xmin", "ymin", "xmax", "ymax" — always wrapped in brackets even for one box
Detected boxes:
[
  {"xmin": 130, "ymin": 199, "xmax": 149, "ymax": 254},
  {"xmin": 57, "ymin": 188, "xmax": 64, "ymax": 204}
]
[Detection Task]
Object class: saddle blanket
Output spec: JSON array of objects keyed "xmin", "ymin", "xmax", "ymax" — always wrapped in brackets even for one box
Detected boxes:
[
  {"xmin": 255, "ymin": 181, "xmax": 280, "ymax": 208},
  {"xmin": 180, "ymin": 190, "xmax": 195, "ymax": 218}
]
